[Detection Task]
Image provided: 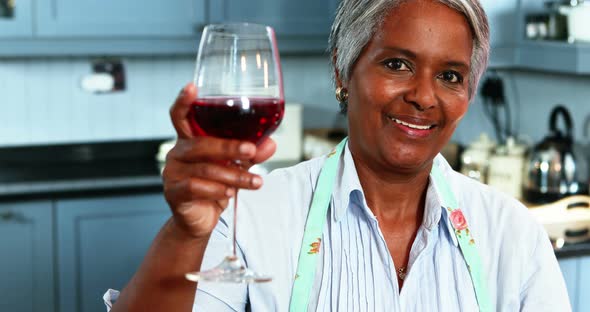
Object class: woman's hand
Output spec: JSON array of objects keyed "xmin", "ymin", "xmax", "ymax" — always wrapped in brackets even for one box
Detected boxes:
[{"xmin": 162, "ymin": 83, "xmax": 276, "ymax": 239}]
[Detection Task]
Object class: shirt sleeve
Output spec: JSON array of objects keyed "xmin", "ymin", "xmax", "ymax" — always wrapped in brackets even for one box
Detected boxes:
[
  {"xmin": 194, "ymin": 213, "xmax": 248, "ymax": 311},
  {"xmin": 519, "ymin": 224, "xmax": 572, "ymax": 312},
  {"xmin": 103, "ymin": 289, "xmax": 119, "ymax": 311},
  {"xmin": 103, "ymin": 214, "xmax": 248, "ymax": 312}
]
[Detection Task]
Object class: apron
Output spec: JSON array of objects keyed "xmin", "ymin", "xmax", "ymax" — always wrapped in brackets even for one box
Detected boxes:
[{"xmin": 289, "ymin": 138, "xmax": 492, "ymax": 312}]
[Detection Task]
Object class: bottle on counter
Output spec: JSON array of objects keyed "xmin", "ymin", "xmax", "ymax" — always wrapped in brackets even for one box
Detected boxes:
[{"xmin": 460, "ymin": 133, "xmax": 496, "ymax": 184}]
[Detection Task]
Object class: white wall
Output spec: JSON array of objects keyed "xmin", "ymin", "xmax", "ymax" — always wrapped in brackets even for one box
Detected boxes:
[{"xmin": 0, "ymin": 55, "xmax": 339, "ymax": 147}]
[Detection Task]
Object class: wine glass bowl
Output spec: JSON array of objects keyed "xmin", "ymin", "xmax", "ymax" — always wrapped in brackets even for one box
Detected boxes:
[
  {"xmin": 185, "ymin": 23, "xmax": 284, "ymax": 284},
  {"xmin": 188, "ymin": 23, "xmax": 284, "ymax": 145}
]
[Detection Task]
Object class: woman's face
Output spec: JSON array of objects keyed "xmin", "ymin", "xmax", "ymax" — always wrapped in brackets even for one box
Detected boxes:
[{"xmin": 344, "ymin": 0, "xmax": 473, "ymax": 174}]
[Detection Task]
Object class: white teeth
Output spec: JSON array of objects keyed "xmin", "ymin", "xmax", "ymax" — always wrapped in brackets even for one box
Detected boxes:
[{"xmin": 391, "ymin": 118, "xmax": 433, "ymax": 130}]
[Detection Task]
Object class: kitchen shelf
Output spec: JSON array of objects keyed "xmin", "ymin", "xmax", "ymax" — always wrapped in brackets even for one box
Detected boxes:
[
  {"xmin": 488, "ymin": 45, "xmax": 518, "ymax": 69},
  {"xmin": 0, "ymin": 37, "xmax": 329, "ymax": 57},
  {"xmin": 516, "ymin": 40, "xmax": 590, "ymax": 75}
]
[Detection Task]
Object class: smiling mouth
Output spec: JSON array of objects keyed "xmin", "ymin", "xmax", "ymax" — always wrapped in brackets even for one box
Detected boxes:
[{"xmin": 389, "ymin": 117, "xmax": 435, "ymax": 130}]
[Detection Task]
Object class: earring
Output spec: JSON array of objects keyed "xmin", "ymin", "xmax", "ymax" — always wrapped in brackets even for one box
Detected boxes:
[{"xmin": 335, "ymin": 87, "xmax": 348, "ymax": 103}]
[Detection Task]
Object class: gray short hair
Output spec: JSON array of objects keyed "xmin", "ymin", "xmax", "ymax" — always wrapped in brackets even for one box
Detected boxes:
[{"xmin": 329, "ymin": 0, "xmax": 490, "ymax": 110}]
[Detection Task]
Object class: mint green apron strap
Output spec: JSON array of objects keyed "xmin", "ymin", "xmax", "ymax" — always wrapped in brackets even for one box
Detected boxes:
[
  {"xmin": 289, "ymin": 138, "xmax": 348, "ymax": 312},
  {"xmin": 431, "ymin": 165, "xmax": 493, "ymax": 312}
]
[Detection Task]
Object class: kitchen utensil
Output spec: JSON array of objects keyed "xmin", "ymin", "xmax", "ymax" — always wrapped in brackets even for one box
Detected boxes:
[
  {"xmin": 523, "ymin": 105, "xmax": 589, "ymax": 203},
  {"xmin": 487, "ymin": 137, "xmax": 528, "ymax": 199},
  {"xmin": 460, "ymin": 133, "xmax": 496, "ymax": 183},
  {"xmin": 528, "ymin": 195, "xmax": 590, "ymax": 244},
  {"xmin": 558, "ymin": 1, "xmax": 590, "ymax": 42}
]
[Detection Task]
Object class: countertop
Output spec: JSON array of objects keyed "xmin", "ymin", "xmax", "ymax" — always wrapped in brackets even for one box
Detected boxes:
[
  {"xmin": 0, "ymin": 139, "xmax": 589, "ymax": 258},
  {"xmin": 0, "ymin": 139, "xmax": 165, "ymax": 200},
  {"xmin": 554, "ymin": 240, "xmax": 590, "ymax": 258}
]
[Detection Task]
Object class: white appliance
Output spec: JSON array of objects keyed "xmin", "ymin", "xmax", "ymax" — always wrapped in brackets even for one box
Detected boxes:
[
  {"xmin": 559, "ymin": 2, "xmax": 590, "ymax": 42},
  {"xmin": 268, "ymin": 103, "xmax": 303, "ymax": 162},
  {"xmin": 528, "ymin": 195, "xmax": 590, "ymax": 245}
]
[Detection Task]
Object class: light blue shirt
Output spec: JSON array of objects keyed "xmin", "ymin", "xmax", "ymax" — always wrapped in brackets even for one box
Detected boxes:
[{"xmin": 195, "ymin": 143, "xmax": 570, "ymax": 311}]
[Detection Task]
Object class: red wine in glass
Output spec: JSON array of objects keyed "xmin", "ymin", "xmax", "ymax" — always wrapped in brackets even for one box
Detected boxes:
[{"xmin": 189, "ymin": 97, "xmax": 284, "ymax": 144}]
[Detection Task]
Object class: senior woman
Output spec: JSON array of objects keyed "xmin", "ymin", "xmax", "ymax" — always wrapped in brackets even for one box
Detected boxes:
[{"xmin": 110, "ymin": 0, "xmax": 569, "ymax": 311}]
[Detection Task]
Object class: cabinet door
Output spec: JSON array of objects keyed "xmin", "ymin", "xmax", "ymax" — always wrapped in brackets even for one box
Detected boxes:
[
  {"xmin": 0, "ymin": 0, "xmax": 33, "ymax": 37},
  {"xmin": 56, "ymin": 193, "xmax": 171, "ymax": 312},
  {"xmin": 36, "ymin": 0, "xmax": 205, "ymax": 37},
  {"xmin": 559, "ymin": 258, "xmax": 579, "ymax": 311},
  {"xmin": 480, "ymin": 0, "xmax": 519, "ymax": 67},
  {"xmin": 577, "ymin": 256, "xmax": 590, "ymax": 311},
  {"xmin": 0, "ymin": 201, "xmax": 54, "ymax": 312},
  {"xmin": 210, "ymin": 0, "xmax": 340, "ymax": 37}
]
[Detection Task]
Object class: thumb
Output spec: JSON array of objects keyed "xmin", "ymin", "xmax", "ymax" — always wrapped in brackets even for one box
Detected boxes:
[{"xmin": 170, "ymin": 83, "xmax": 197, "ymax": 139}]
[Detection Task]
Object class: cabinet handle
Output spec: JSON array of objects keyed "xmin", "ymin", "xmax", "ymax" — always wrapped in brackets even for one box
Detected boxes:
[
  {"xmin": 0, "ymin": 211, "xmax": 31, "ymax": 223},
  {"xmin": 0, "ymin": 0, "xmax": 15, "ymax": 19},
  {"xmin": 0, "ymin": 211, "xmax": 16, "ymax": 221}
]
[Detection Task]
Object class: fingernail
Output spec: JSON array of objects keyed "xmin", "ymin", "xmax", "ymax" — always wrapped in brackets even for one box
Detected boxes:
[
  {"xmin": 239, "ymin": 143, "xmax": 255, "ymax": 155},
  {"xmin": 179, "ymin": 86, "xmax": 186, "ymax": 97},
  {"xmin": 225, "ymin": 188, "xmax": 236, "ymax": 197},
  {"xmin": 252, "ymin": 176, "xmax": 262, "ymax": 187}
]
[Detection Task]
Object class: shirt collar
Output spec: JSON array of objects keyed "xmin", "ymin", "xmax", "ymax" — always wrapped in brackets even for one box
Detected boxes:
[
  {"xmin": 331, "ymin": 145, "xmax": 459, "ymax": 247},
  {"xmin": 332, "ymin": 142, "xmax": 364, "ymax": 222}
]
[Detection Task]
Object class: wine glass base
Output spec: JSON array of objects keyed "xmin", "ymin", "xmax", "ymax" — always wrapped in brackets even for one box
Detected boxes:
[{"xmin": 185, "ymin": 256, "xmax": 272, "ymax": 283}]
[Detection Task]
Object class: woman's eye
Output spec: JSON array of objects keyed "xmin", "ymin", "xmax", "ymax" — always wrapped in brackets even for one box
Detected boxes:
[
  {"xmin": 439, "ymin": 71, "xmax": 463, "ymax": 83},
  {"xmin": 384, "ymin": 59, "xmax": 410, "ymax": 71}
]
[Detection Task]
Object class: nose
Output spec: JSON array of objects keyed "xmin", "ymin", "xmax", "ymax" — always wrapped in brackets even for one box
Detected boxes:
[{"xmin": 403, "ymin": 73, "xmax": 437, "ymax": 111}]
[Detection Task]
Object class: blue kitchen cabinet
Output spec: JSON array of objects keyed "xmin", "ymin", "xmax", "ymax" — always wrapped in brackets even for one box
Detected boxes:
[
  {"xmin": 209, "ymin": 0, "xmax": 340, "ymax": 52},
  {"xmin": 36, "ymin": 0, "xmax": 205, "ymax": 37},
  {"xmin": 559, "ymin": 256, "xmax": 590, "ymax": 312},
  {"xmin": 56, "ymin": 193, "xmax": 171, "ymax": 312},
  {"xmin": 560, "ymin": 258, "xmax": 579, "ymax": 311},
  {"xmin": 480, "ymin": 0, "xmax": 519, "ymax": 67},
  {"xmin": 577, "ymin": 257, "xmax": 590, "ymax": 311},
  {"xmin": 210, "ymin": 0, "xmax": 339, "ymax": 36},
  {"xmin": 0, "ymin": 200, "xmax": 55, "ymax": 312},
  {"xmin": 0, "ymin": 0, "xmax": 33, "ymax": 37}
]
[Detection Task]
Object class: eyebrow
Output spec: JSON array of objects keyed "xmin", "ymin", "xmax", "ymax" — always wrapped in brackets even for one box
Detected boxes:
[
  {"xmin": 445, "ymin": 61, "xmax": 470, "ymax": 72},
  {"xmin": 383, "ymin": 47, "xmax": 417, "ymax": 59},
  {"xmin": 382, "ymin": 46, "xmax": 470, "ymax": 71}
]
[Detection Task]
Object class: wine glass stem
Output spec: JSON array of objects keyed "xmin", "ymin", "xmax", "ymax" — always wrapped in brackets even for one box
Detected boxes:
[{"xmin": 233, "ymin": 188, "xmax": 238, "ymax": 258}]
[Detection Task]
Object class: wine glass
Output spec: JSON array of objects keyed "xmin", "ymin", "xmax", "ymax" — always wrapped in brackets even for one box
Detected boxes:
[{"xmin": 184, "ymin": 23, "xmax": 284, "ymax": 283}]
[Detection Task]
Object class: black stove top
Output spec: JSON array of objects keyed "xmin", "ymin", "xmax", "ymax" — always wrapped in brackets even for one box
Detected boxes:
[{"xmin": 0, "ymin": 139, "xmax": 167, "ymax": 197}]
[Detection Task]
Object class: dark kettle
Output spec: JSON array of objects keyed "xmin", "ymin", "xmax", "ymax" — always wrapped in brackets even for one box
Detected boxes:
[{"xmin": 523, "ymin": 105, "xmax": 589, "ymax": 204}]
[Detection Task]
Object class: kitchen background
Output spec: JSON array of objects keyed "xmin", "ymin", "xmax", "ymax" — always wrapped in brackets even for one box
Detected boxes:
[
  {"xmin": 1, "ymin": 0, "xmax": 590, "ymax": 311},
  {"xmin": 1, "ymin": 58, "xmax": 590, "ymax": 146}
]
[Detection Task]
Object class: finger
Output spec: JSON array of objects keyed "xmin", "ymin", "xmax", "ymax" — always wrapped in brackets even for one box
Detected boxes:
[
  {"xmin": 171, "ymin": 162, "xmax": 263, "ymax": 190},
  {"xmin": 170, "ymin": 83, "xmax": 197, "ymax": 139},
  {"xmin": 169, "ymin": 137, "xmax": 257, "ymax": 163},
  {"xmin": 251, "ymin": 137, "xmax": 277, "ymax": 164},
  {"xmin": 165, "ymin": 178, "xmax": 237, "ymax": 204}
]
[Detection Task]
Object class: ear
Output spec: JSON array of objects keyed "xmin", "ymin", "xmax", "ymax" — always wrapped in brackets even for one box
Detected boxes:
[{"xmin": 332, "ymin": 51, "xmax": 344, "ymax": 88}]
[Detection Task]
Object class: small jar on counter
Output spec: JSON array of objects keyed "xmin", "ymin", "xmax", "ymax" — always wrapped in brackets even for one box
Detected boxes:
[
  {"xmin": 460, "ymin": 133, "xmax": 496, "ymax": 184},
  {"xmin": 487, "ymin": 137, "xmax": 529, "ymax": 200}
]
